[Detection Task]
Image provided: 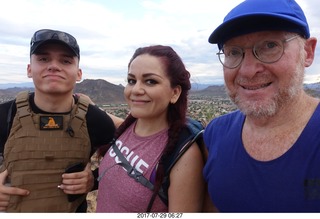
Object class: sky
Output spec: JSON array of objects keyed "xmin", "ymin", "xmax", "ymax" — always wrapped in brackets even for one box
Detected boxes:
[{"xmin": 1, "ymin": 0, "xmax": 320, "ymax": 86}]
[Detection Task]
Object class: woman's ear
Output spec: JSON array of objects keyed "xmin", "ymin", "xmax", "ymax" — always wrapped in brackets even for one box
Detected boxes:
[{"xmin": 170, "ymin": 85, "xmax": 182, "ymax": 104}]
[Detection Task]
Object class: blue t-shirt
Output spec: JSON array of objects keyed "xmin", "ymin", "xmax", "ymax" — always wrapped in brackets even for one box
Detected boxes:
[{"xmin": 203, "ymin": 105, "xmax": 320, "ymax": 212}]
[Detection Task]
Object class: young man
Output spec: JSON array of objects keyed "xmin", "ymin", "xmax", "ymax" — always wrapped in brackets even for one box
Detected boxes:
[
  {"xmin": 0, "ymin": 29, "xmax": 119, "ymax": 212},
  {"xmin": 203, "ymin": 0, "xmax": 320, "ymax": 212}
]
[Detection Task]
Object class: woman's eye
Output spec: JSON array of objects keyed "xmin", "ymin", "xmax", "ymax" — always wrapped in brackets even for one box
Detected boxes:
[
  {"xmin": 127, "ymin": 79, "xmax": 135, "ymax": 85},
  {"xmin": 146, "ymin": 79, "xmax": 157, "ymax": 85}
]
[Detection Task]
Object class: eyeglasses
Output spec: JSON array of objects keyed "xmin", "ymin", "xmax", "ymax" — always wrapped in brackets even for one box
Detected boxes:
[
  {"xmin": 216, "ymin": 35, "xmax": 299, "ymax": 69},
  {"xmin": 30, "ymin": 29, "xmax": 78, "ymax": 48}
]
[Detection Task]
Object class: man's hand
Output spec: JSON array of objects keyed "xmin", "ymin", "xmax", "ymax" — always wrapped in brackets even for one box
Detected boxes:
[
  {"xmin": 0, "ymin": 170, "xmax": 29, "ymax": 212},
  {"xmin": 58, "ymin": 163, "xmax": 94, "ymax": 195}
]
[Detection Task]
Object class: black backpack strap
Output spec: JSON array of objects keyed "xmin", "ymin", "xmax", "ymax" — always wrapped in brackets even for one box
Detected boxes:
[
  {"xmin": 150, "ymin": 118, "xmax": 204, "ymax": 209},
  {"xmin": 164, "ymin": 118, "xmax": 204, "ymax": 173},
  {"xmin": 98, "ymin": 140, "xmax": 155, "ymax": 190},
  {"xmin": 6, "ymin": 100, "xmax": 15, "ymax": 138}
]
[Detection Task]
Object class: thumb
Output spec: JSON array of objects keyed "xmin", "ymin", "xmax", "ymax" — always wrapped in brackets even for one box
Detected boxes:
[
  {"xmin": 0, "ymin": 169, "xmax": 8, "ymax": 184},
  {"xmin": 85, "ymin": 163, "xmax": 91, "ymax": 171}
]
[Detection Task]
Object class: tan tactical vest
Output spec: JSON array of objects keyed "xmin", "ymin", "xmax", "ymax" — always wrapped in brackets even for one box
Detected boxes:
[{"xmin": 1, "ymin": 91, "xmax": 91, "ymax": 212}]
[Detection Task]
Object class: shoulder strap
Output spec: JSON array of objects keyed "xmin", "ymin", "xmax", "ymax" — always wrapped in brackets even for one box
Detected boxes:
[
  {"xmin": 15, "ymin": 91, "xmax": 35, "ymax": 129},
  {"xmin": 145, "ymin": 118, "xmax": 204, "ymax": 212},
  {"xmin": 75, "ymin": 95, "xmax": 90, "ymax": 120},
  {"xmin": 113, "ymin": 142, "xmax": 155, "ymax": 189},
  {"xmin": 156, "ymin": 118, "xmax": 204, "ymax": 206},
  {"xmin": 97, "ymin": 140, "xmax": 155, "ymax": 190},
  {"xmin": 164, "ymin": 118, "xmax": 204, "ymax": 174},
  {"xmin": 66, "ymin": 95, "xmax": 90, "ymax": 137}
]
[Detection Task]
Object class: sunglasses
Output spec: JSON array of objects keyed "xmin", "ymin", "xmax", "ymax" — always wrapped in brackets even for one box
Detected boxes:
[{"xmin": 30, "ymin": 29, "xmax": 79, "ymax": 57}]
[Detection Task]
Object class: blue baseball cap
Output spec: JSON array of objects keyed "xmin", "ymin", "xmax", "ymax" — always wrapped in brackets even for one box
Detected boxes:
[{"xmin": 208, "ymin": 0, "xmax": 310, "ymax": 48}]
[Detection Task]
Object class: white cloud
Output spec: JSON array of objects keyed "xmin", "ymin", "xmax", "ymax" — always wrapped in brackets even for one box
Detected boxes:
[{"xmin": 0, "ymin": 0, "xmax": 319, "ymax": 85}]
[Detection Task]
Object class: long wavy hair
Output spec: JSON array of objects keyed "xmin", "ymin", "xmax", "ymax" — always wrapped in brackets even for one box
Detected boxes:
[{"xmin": 98, "ymin": 45, "xmax": 191, "ymax": 211}]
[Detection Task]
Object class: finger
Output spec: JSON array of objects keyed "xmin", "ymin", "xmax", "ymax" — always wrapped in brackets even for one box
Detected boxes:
[
  {"xmin": 58, "ymin": 184, "xmax": 85, "ymax": 194},
  {"xmin": 59, "ymin": 176, "xmax": 92, "ymax": 194},
  {"xmin": 0, "ymin": 195, "xmax": 9, "ymax": 206},
  {"xmin": 2, "ymin": 186, "xmax": 30, "ymax": 196},
  {"xmin": 62, "ymin": 168, "xmax": 91, "ymax": 183},
  {"xmin": 0, "ymin": 196, "xmax": 9, "ymax": 211},
  {"xmin": 0, "ymin": 205, "xmax": 9, "ymax": 212},
  {"xmin": 62, "ymin": 172, "xmax": 79, "ymax": 181}
]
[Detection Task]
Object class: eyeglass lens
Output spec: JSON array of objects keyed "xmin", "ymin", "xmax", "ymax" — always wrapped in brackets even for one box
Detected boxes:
[{"xmin": 217, "ymin": 35, "xmax": 298, "ymax": 69}]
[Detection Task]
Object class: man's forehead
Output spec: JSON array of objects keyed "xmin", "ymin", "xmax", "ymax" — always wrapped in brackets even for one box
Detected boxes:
[{"xmin": 224, "ymin": 31, "xmax": 286, "ymax": 45}]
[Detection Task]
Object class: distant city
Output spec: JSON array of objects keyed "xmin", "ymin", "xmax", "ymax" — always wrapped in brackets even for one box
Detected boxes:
[
  {"xmin": 0, "ymin": 82, "xmax": 34, "ymax": 89},
  {"xmin": 1, "ymin": 80, "xmax": 320, "ymax": 125},
  {"xmin": 0, "ymin": 81, "xmax": 215, "ymax": 91}
]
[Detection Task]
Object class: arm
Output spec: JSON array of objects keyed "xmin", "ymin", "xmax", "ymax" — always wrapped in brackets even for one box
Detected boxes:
[
  {"xmin": 168, "ymin": 142, "xmax": 205, "ymax": 212},
  {"xmin": 75, "ymin": 93, "xmax": 124, "ymax": 128}
]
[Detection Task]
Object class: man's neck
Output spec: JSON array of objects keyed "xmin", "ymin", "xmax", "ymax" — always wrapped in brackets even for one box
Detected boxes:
[
  {"xmin": 246, "ymin": 92, "xmax": 318, "ymax": 128},
  {"xmin": 242, "ymin": 93, "xmax": 319, "ymax": 161},
  {"xmin": 33, "ymin": 92, "xmax": 75, "ymax": 113}
]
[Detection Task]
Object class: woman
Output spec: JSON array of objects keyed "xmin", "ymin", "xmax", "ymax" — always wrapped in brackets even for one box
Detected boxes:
[{"xmin": 96, "ymin": 45, "xmax": 205, "ymax": 212}]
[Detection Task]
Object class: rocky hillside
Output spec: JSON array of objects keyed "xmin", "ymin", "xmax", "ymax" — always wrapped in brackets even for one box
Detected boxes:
[
  {"xmin": 0, "ymin": 79, "xmax": 126, "ymax": 104},
  {"xmin": 1, "ymin": 80, "xmax": 320, "ymax": 104},
  {"xmin": 74, "ymin": 79, "xmax": 125, "ymax": 104}
]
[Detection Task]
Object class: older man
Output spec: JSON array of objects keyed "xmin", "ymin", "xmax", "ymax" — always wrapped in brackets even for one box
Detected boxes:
[{"xmin": 203, "ymin": 0, "xmax": 319, "ymax": 212}]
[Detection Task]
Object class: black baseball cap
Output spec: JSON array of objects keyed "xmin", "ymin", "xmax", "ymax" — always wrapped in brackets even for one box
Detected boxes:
[{"xmin": 30, "ymin": 29, "xmax": 80, "ymax": 58}]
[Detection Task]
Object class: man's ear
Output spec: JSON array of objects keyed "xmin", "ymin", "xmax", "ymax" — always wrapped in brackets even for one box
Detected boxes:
[
  {"xmin": 27, "ymin": 64, "xmax": 32, "ymax": 78},
  {"xmin": 77, "ymin": 68, "xmax": 82, "ymax": 81},
  {"xmin": 304, "ymin": 37, "xmax": 317, "ymax": 67}
]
